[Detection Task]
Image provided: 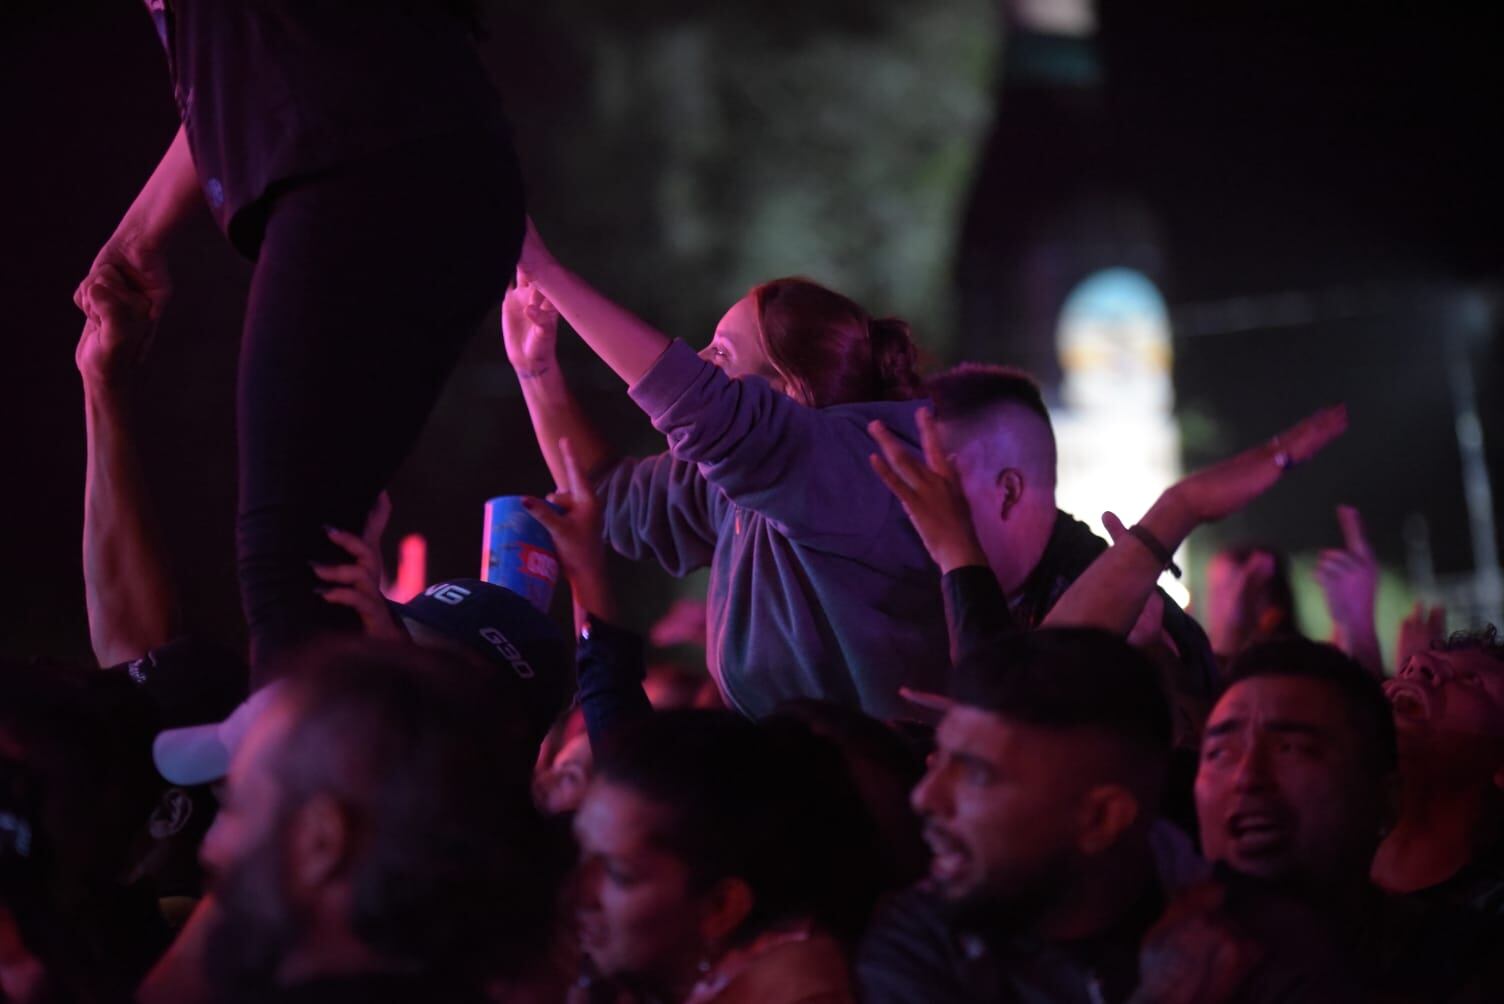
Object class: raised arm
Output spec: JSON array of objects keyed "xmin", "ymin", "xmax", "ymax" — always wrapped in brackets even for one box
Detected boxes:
[
  {"xmin": 1044, "ymin": 406, "xmax": 1350, "ymax": 634},
  {"xmin": 77, "ymin": 267, "xmax": 179, "ymax": 666},
  {"xmin": 501, "ymin": 274, "xmax": 613, "ymax": 490},
  {"xmin": 520, "ymin": 224, "xmax": 918, "ymax": 544},
  {"xmin": 523, "ymin": 439, "xmax": 653, "ymax": 745},
  {"xmin": 1315, "ymin": 505, "xmax": 1384, "ymax": 676},
  {"xmin": 517, "ymin": 222, "xmax": 672, "ymax": 387},
  {"xmin": 74, "ymin": 125, "xmax": 202, "ymax": 328}
]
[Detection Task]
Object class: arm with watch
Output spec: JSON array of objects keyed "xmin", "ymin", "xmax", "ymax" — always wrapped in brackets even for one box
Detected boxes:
[
  {"xmin": 866, "ymin": 404, "xmax": 1349, "ymax": 653},
  {"xmin": 522, "ymin": 438, "xmax": 653, "ymax": 749},
  {"xmin": 1043, "ymin": 406, "xmax": 1349, "ymax": 634}
]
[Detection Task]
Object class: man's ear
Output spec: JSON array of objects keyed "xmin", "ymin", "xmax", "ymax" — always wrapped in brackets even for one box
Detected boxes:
[
  {"xmin": 698, "ymin": 876, "xmax": 756, "ymax": 948},
  {"xmin": 148, "ymin": 787, "xmax": 196, "ymax": 840},
  {"xmin": 1075, "ymin": 784, "xmax": 1141, "ymax": 856},
  {"xmin": 998, "ymin": 468, "xmax": 1025, "ymax": 520},
  {"xmin": 289, "ymin": 793, "xmax": 354, "ymax": 891}
]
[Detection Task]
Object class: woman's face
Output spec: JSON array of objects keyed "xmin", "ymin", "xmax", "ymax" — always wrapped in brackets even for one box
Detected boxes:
[
  {"xmin": 573, "ymin": 780, "xmax": 708, "ymax": 990},
  {"xmin": 700, "ymin": 295, "xmax": 786, "ymax": 391}
]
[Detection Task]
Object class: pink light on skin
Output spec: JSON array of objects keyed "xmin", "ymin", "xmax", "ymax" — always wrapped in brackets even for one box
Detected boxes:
[{"xmin": 383, "ymin": 533, "xmax": 428, "ymax": 603}]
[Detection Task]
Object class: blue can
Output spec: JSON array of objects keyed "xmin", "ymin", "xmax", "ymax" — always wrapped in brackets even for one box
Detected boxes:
[{"xmin": 481, "ymin": 496, "xmax": 560, "ymax": 613}]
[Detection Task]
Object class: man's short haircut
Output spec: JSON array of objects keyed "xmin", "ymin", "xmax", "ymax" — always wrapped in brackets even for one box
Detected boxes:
[
  {"xmin": 925, "ymin": 363, "xmax": 1053, "ymax": 428},
  {"xmin": 951, "ymin": 628, "xmax": 1173, "ymax": 760},
  {"xmin": 273, "ymin": 640, "xmax": 565, "ymax": 982},
  {"xmin": 1437, "ymin": 624, "xmax": 1504, "ymax": 663},
  {"xmin": 1225, "ymin": 639, "xmax": 1399, "ymax": 776}
]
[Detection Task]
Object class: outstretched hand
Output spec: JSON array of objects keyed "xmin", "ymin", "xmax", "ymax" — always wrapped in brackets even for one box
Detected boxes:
[
  {"xmin": 1046, "ymin": 405, "xmax": 1349, "ymax": 639},
  {"xmin": 868, "ymin": 408, "xmax": 987, "ymax": 573},
  {"xmin": 1162, "ymin": 405, "xmax": 1348, "ymax": 532},
  {"xmin": 76, "ymin": 265, "xmax": 155, "ymax": 387},
  {"xmin": 311, "ymin": 492, "xmax": 405, "ymax": 641},
  {"xmin": 523, "ymin": 437, "xmax": 615, "ymax": 623}
]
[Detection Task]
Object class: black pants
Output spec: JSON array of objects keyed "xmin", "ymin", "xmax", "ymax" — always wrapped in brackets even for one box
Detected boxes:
[{"xmin": 236, "ymin": 128, "xmax": 523, "ymax": 684}]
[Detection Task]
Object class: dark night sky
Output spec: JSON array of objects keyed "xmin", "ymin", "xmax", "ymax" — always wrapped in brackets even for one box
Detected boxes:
[{"xmin": 2, "ymin": 3, "xmax": 1501, "ymax": 660}]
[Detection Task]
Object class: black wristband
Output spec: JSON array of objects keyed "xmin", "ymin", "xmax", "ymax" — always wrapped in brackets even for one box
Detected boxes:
[{"xmin": 1127, "ymin": 525, "xmax": 1183, "ymax": 579}]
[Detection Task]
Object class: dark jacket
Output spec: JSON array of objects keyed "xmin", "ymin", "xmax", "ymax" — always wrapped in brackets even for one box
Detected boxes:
[
  {"xmin": 943, "ymin": 511, "xmax": 1221, "ymax": 702},
  {"xmin": 856, "ymin": 824, "xmax": 1207, "ymax": 1004}
]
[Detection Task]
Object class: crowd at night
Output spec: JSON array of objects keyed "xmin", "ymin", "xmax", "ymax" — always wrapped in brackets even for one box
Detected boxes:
[{"xmin": 4, "ymin": 1, "xmax": 1503, "ymax": 1002}]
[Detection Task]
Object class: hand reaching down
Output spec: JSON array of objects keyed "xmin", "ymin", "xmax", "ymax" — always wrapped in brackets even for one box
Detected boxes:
[
  {"xmin": 76, "ymin": 264, "xmax": 155, "ymax": 388},
  {"xmin": 75, "ymin": 234, "xmax": 172, "ymax": 330}
]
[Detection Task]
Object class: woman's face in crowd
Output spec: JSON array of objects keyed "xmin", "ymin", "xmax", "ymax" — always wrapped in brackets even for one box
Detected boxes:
[
  {"xmin": 573, "ymin": 780, "xmax": 708, "ymax": 990},
  {"xmin": 1196, "ymin": 675, "xmax": 1384, "ymax": 886},
  {"xmin": 700, "ymin": 295, "xmax": 786, "ymax": 391}
]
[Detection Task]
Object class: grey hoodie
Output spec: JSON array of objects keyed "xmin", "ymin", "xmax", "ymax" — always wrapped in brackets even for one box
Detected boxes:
[{"xmin": 598, "ymin": 340, "xmax": 950, "ymax": 719}]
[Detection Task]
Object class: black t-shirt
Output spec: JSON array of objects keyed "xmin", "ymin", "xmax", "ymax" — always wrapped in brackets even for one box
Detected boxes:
[{"xmin": 144, "ymin": 0, "xmax": 510, "ymax": 252}]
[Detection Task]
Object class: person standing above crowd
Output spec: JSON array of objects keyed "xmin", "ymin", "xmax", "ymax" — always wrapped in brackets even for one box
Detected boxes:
[
  {"xmin": 74, "ymin": 0, "xmax": 525, "ymax": 684},
  {"xmin": 500, "ymin": 229, "xmax": 950, "ymax": 720}
]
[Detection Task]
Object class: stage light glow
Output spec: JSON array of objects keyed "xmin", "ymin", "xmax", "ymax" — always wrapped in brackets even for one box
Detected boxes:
[{"xmin": 1052, "ymin": 268, "xmax": 1187, "ymax": 607}]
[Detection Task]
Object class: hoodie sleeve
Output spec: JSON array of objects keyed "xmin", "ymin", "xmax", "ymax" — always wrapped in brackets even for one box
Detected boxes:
[
  {"xmin": 596, "ymin": 450, "xmax": 719, "ymax": 577},
  {"xmin": 629, "ymin": 339, "xmax": 913, "ymax": 545}
]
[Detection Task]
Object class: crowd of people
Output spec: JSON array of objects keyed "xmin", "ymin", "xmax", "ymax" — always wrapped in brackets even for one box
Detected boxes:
[
  {"xmin": 19, "ymin": 216, "xmax": 1502, "ymax": 1003},
  {"xmin": 11, "ymin": 3, "xmax": 1502, "ymax": 1002}
]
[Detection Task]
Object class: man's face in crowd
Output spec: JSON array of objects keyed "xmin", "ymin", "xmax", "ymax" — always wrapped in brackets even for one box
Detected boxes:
[
  {"xmin": 1385, "ymin": 647, "xmax": 1504, "ymax": 780},
  {"xmin": 1197, "ymin": 676, "xmax": 1385, "ymax": 887},
  {"xmin": 199, "ymin": 697, "xmax": 303, "ymax": 990},
  {"xmin": 573, "ymin": 780, "xmax": 708, "ymax": 989},
  {"xmin": 911, "ymin": 706, "xmax": 1105, "ymax": 919}
]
